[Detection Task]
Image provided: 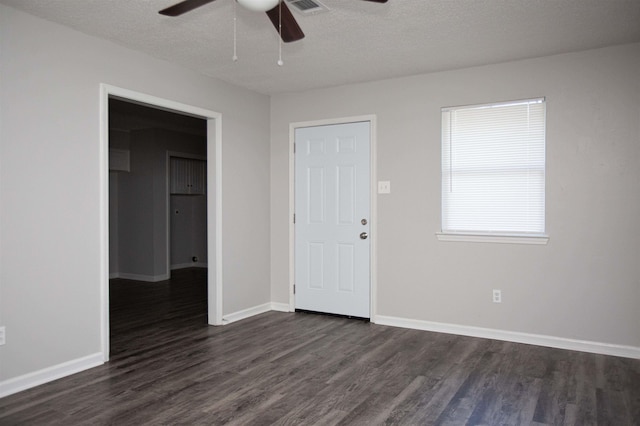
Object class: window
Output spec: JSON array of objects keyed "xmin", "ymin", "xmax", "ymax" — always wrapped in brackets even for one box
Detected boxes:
[{"xmin": 440, "ymin": 98, "xmax": 547, "ymax": 243}]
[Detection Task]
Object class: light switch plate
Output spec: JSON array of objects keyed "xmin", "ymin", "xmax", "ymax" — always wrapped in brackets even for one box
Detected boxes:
[{"xmin": 378, "ymin": 181, "xmax": 391, "ymax": 194}]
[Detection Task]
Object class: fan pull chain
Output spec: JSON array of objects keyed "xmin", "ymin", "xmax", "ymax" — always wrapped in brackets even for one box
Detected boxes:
[
  {"xmin": 277, "ymin": 0, "xmax": 283, "ymax": 66},
  {"xmin": 232, "ymin": 0, "xmax": 238, "ymax": 61}
]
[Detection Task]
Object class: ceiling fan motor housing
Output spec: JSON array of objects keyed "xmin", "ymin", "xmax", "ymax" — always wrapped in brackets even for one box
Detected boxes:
[{"xmin": 237, "ymin": 0, "xmax": 280, "ymax": 12}]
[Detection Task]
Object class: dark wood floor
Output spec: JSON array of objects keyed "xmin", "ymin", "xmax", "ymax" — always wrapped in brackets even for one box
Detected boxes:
[{"xmin": 1, "ymin": 268, "xmax": 639, "ymax": 425}]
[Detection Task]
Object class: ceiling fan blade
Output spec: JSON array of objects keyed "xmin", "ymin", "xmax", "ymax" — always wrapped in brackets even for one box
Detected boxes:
[
  {"xmin": 359, "ymin": 0, "xmax": 388, "ymax": 2},
  {"xmin": 266, "ymin": 2, "xmax": 305, "ymax": 43},
  {"xmin": 159, "ymin": 0, "xmax": 217, "ymax": 16}
]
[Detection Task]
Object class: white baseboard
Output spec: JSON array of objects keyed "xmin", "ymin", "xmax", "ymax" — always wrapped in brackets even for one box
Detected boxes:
[
  {"xmin": 170, "ymin": 263, "xmax": 208, "ymax": 270},
  {"xmin": 374, "ymin": 315, "xmax": 640, "ymax": 359},
  {"xmin": 0, "ymin": 353, "xmax": 104, "ymax": 399},
  {"xmin": 222, "ymin": 303, "xmax": 273, "ymax": 325},
  {"xmin": 222, "ymin": 302, "xmax": 292, "ymax": 325},
  {"xmin": 109, "ymin": 272, "xmax": 119, "ymax": 279},
  {"xmin": 4, "ymin": 311, "xmax": 636, "ymax": 400},
  {"xmin": 270, "ymin": 302, "xmax": 292, "ymax": 312},
  {"xmin": 115, "ymin": 272, "xmax": 170, "ymax": 282}
]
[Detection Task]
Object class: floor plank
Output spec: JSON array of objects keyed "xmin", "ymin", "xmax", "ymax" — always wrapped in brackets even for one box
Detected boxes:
[{"xmin": 1, "ymin": 268, "xmax": 639, "ymax": 425}]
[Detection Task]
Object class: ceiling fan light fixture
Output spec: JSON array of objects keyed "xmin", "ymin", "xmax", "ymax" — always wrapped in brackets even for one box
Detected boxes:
[{"xmin": 237, "ymin": 0, "xmax": 280, "ymax": 12}]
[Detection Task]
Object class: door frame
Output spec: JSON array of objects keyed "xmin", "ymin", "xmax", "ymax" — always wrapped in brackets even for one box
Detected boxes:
[
  {"xmin": 288, "ymin": 115, "xmax": 378, "ymax": 322},
  {"xmin": 99, "ymin": 84, "xmax": 224, "ymax": 362}
]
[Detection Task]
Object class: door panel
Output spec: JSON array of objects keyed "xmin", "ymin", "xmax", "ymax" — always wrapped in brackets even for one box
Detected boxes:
[{"xmin": 295, "ymin": 121, "xmax": 370, "ymax": 318}]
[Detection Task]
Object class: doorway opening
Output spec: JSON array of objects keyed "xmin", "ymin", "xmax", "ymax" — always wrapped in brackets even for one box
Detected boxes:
[
  {"xmin": 109, "ymin": 98, "xmax": 207, "ymax": 282},
  {"xmin": 100, "ymin": 85, "xmax": 223, "ymax": 362},
  {"xmin": 108, "ymin": 99, "xmax": 208, "ymax": 357}
]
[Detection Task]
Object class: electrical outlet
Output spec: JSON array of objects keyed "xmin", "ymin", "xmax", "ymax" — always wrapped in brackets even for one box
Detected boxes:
[
  {"xmin": 492, "ymin": 289, "xmax": 502, "ymax": 303},
  {"xmin": 0, "ymin": 326, "xmax": 5, "ymax": 345}
]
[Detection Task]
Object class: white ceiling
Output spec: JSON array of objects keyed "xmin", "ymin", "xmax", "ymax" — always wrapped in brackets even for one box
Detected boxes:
[{"xmin": 3, "ymin": 0, "xmax": 640, "ymax": 94}]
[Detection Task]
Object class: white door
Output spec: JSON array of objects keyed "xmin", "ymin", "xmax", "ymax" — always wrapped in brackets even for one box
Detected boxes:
[{"xmin": 295, "ymin": 121, "xmax": 370, "ymax": 318}]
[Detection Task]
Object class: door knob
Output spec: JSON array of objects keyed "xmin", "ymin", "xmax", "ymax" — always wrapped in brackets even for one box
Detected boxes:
[{"xmin": 360, "ymin": 232, "xmax": 368, "ymax": 240}]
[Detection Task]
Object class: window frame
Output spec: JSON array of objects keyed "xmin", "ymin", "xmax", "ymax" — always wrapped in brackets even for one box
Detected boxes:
[{"xmin": 437, "ymin": 98, "xmax": 549, "ymax": 245}]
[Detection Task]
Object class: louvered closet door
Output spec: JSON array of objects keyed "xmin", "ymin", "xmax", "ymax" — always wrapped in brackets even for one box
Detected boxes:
[{"xmin": 170, "ymin": 157, "xmax": 206, "ymax": 195}]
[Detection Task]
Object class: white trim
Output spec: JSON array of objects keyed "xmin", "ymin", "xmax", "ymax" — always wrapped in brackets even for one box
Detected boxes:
[
  {"xmin": 165, "ymin": 152, "xmax": 171, "ymax": 280},
  {"xmin": 109, "ymin": 272, "xmax": 119, "ymax": 279},
  {"xmin": 288, "ymin": 115, "xmax": 378, "ymax": 320},
  {"xmin": 100, "ymin": 84, "xmax": 224, "ymax": 364},
  {"xmin": 116, "ymin": 273, "xmax": 171, "ymax": 282},
  {"xmin": 270, "ymin": 302, "xmax": 292, "ymax": 312},
  {"xmin": 0, "ymin": 353, "xmax": 104, "ymax": 398},
  {"xmin": 375, "ymin": 315, "xmax": 640, "ymax": 359},
  {"xmin": 210, "ymin": 117, "xmax": 224, "ymax": 326},
  {"xmin": 369, "ymin": 118, "xmax": 378, "ymax": 323},
  {"xmin": 222, "ymin": 303, "xmax": 272, "ymax": 325},
  {"xmin": 436, "ymin": 232, "xmax": 549, "ymax": 245},
  {"xmin": 170, "ymin": 262, "xmax": 208, "ymax": 270},
  {"xmin": 99, "ymin": 85, "xmax": 110, "ymax": 362},
  {"xmin": 288, "ymin": 124, "xmax": 295, "ymax": 311},
  {"xmin": 222, "ymin": 302, "xmax": 290, "ymax": 325},
  {"xmin": 4, "ymin": 310, "xmax": 636, "ymax": 399},
  {"xmin": 442, "ymin": 97, "xmax": 545, "ymax": 112}
]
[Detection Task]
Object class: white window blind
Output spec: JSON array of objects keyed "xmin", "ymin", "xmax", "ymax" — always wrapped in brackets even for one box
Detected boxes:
[{"xmin": 441, "ymin": 98, "xmax": 546, "ymax": 236}]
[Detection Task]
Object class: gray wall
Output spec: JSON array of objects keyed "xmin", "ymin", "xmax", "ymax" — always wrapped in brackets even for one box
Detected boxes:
[
  {"xmin": 270, "ymin": 43, "xmax": 640, "ymax": 348},
  {"xmin": 117, "ymin": 130, "xmax": 157, "ymax": 277},
  {"xmin": 0, "ymin": 4, "xmax": 271, "ymax": 382},
  {"xmin": 108, "ymin": 129, "xmax": 130, "ymax": 276},
  {"xmin": 171, "ymin": 194, "xmax": 208, "ymax": 268},
  {"xmin": 109, "ymin": 173, "xmax": 120, "ymax": 274}
]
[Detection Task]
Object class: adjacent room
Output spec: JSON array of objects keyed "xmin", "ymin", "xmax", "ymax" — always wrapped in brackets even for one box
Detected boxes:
[
  {"xmin": 1, "ymin": 0, "xmax": 639, "ymax": 424},
  {"xmin": 108, "ymin": 98, "xmax": 209, "ymax": 356}
]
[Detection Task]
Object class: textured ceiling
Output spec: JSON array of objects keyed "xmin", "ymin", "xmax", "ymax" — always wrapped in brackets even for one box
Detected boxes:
[{"xmin": 2, "ymin": 0, "xmax": 640, "ymax": 94}]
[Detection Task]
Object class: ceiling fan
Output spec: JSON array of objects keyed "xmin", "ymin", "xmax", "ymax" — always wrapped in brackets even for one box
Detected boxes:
[{"xmin": 159, "ymin": 0, "xmax": 388, "ymax": 43}]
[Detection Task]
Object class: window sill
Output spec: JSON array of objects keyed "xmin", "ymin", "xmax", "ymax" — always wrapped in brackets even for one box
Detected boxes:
[{"xmin": 436, "ymin": 233, "xmax": 549, "ymax": 245}]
